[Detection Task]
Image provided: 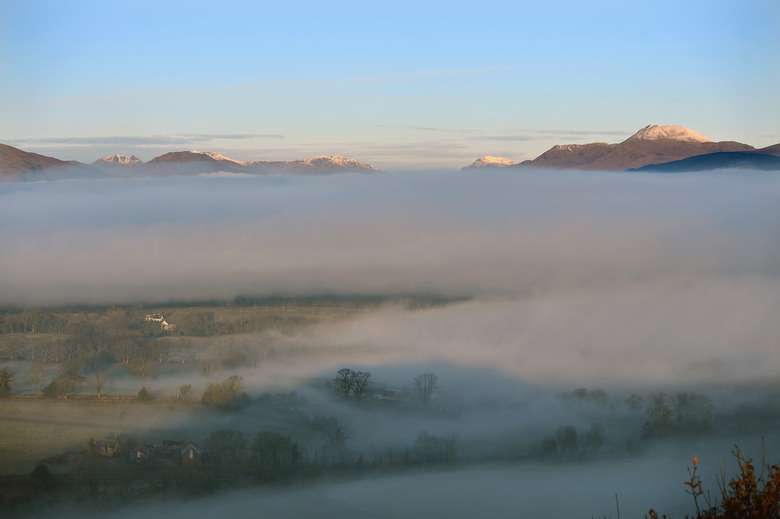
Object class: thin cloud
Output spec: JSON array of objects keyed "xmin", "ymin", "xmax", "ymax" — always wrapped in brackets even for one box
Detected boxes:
[
  {"xmin": 473, "ymin": 135, "xmax": 540, "ymax": 142},
  {"xmin": 13, "ymin": 134, "xmax": 283, "ymax": 147},
  {"xmin": 532, "ymin": 128, "xmax": 630, "ymax": 137},
  {"xmin": 180, "ymin": 133, "xmax": 283, "ymax": 140},
  {"xmin": 397, "ymin": 125, "xmax": 482, "ymax": 134}
]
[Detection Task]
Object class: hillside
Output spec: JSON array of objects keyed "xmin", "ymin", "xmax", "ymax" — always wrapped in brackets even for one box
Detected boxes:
[
  {"xmin": 631, "ymin": 151, "xmax": 780, "ymax": 172},
  {"xmin": 0, "ymin": 143, "xmax": 99, "ymax": 180}
]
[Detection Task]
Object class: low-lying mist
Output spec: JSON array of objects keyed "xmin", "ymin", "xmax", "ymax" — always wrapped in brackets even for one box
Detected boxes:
[
  {"xmin": 2, "ymin": 168, "xmax": 779, "ymax": 517},
  {"xmin": 3, "ymin": 169, "xmax": 778, "ymax": 386},
  {"xmin": 1, "ymin": 169, "xmax": 778, "ymax": 306}
]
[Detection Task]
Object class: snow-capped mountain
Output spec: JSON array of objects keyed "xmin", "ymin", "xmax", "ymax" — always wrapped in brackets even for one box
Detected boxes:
[
  {"xmin": 462, "ymin": 156, "xmax": 517, "ymax": 170},
  {"xmin": 626, "ymin": 124, "xmax": 712, "ymax": 143},
  {"xmin": 191, "ymin": 151, "xmax": 246, "ymax": 165},
  {"xmin": 516, "ymin": 124, "xmax": 754, "ymax": 171},
  {"xmin": 245, "ymin": 155, "xmax": 382, "ymax": 174},
  {"xmin": 92, "ymin": 154, "xmax": 144, "ymax": 165},
  {"xmin": 140, "ymin": 151, "xmax": 382, "ymax": 176}
]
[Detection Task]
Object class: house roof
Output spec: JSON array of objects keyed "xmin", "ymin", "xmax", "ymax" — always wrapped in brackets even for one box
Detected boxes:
[{"xmin": 181, "ymin": 441, "xmax": 202, "ymax": 455}]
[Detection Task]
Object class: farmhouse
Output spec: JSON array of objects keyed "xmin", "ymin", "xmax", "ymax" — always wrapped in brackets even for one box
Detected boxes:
[
  {"xmin": 181, "ymin": 441, "xmax": 202, "ymax": 466},
  {"xmin": 128, "ymin": 443, "xmax": 149, "ymax": 462},
  {"xmin": 148, "ymin": 439, "xmax": 202, "ymax": 466},
  {"xmin": 144, "ymin": 313, "xmax": 177, "ymax": 331}
]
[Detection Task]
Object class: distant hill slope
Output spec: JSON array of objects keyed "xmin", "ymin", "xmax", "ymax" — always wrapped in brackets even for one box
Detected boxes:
[
  {"xmin": 144, "ymin": 151, "xmax": 246, "ymax": 175},
  {"xmin": 519, "ymin": 142, "xmax": 616, "ymax": 169},
  {"xmin": 757, "ymin": 143, "xmax": 780, "ymax": 156},
  {"xmin": 630, "ymin": 151, "xmax": 780, "ymax": 172},
  {"xmin": 514, "ymin": 124, "xmax": 755, "ymax": 171},
  {"xmin": 0, "ymin": 143, "xmax": 102, "ymax": 180}
]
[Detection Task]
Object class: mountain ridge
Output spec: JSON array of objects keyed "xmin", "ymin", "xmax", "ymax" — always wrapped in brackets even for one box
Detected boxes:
[
  {"xmin": 0, "ymin": 144, "xmax": 382, "ymax": 180},
  {"xmin": 462, "ymin": 124, "xmax": 773, "ymax": 172}
]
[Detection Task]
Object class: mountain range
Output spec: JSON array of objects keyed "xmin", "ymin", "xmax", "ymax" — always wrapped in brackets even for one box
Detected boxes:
[
  {"xmin": 3, "ymin": 124, "xmax": 779, "ymax": 180},
  {"xmin": 464, "ymin": 124, "xmax": 780, "ymax": 172},
  {"xmin": 0, "ymin": 145, "xmax": 382, "ymax": 181}
]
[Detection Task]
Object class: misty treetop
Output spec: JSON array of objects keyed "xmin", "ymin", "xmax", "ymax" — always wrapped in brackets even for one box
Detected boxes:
[{"xmin": 334, "ymin": 368, "xmax": 371, "ymax": 400}]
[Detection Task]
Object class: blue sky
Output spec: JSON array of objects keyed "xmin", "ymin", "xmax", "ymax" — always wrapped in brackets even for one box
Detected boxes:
[{"xmin": 1, "ymin": 0, "xmax": 778, "ymax": 169}]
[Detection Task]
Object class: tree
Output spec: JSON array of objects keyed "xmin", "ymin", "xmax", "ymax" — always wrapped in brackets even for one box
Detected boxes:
[
  {"xmin": 251, "ymin": 431, "xmax": 301, "ymax": 482},
  {"xmin": 32, "ymin": 337, "xmax": 54, "ymax": 363},
  {"xmin": 130, "ymin": 356, "xmax": 151, "ymax": 378},
  {"xmin": 334, "ymin": 368, "xmax": 352, "ymax": 396},
  {"xmin": 582, "ymin": 423, "xmax": 606, "ymax": 452},
  {"xmin": 333, "ymin": 368, "xmax": 371, "ymax": 400},
  {"xmin": 114, "ymin": 337, "xmax": 138, "ymax": 364},
  {"xmin": 178, "ymin": 383, "xmax": 192, "ymax": 400},
  {"xmin": 205, "ymin": 428, "xmax": 247, "ymax": 482},
  {"xmin": 414, "ymin": 373, "xmax": 439, "ymax": 403},
  {"xmin": 413, "ymin": 430, "xmax": 458, "ymax": 464},
  {"xmin": 25, "ymin": 363, "xmax": 49, "ymax": 397},
  {"xmin": 642, "ymin": 392, "xmax": 674, "ymax": 439},
  {"xmin": 30, "ymin": 462, "xmax": 54, "ymax": 489},
  {"xmin": 176, "ymin": 338, "xmax": 193, "ymax": 363},
  {"xmin": 138, "ymin": 386, "xmax": 153, "ymax": 401},
  {"xmin": 555, "ymin": 425, "xmax": 578, "ymax": 460},
  {"xmin": 201, "ymin": 375, "xmax": 243, "ymax": 407},
  {"xmin": 0, "ymin": 367, "xmax": 13, "ymax": 396},
  {"xmin": 349, "ymin": 370, "xmax": 371, "ymax": 400},
  {"xmin": 43, "ymin": 370, "xmax": 86, "ymax": 398},
  {"xmin": 3, "ymin": 337, "xmax": 25, "ymax": 360},
  {"xmin": 150, "ymin": 341, "xmax": 170, "ymax": 364},
  {"xmin": 91, "ymin": 370, "xmax": 109, "ymax": 399},
  {"xmin": 672, "ymin": 392, "xmax": 712, "ymax": 432},
  {"xmin": 325, "ymin": 427, "xmax": 354, "ymax": 466}
]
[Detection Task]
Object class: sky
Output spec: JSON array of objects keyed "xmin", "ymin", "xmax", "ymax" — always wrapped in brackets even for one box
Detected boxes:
[{"xmin": 1, "ymin": 0, "xmax": 779, "ymax": 169}]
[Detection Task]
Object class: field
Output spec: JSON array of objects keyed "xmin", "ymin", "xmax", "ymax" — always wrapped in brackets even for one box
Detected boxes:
[{"xmin": 0, "ymin": 398, "xmax": 205, "ymax": 475}]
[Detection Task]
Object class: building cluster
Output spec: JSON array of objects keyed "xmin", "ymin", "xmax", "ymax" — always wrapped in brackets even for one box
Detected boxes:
[
  {"xmin": 144, "ymin": 313, "xmax": 177, "ymax": 332},
  {"xmin": 86, "ymin": 435, "xmax": 201, "ymax": 466}
]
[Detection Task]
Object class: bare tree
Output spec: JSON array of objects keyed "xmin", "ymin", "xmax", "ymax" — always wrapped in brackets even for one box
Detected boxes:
[
  {"xmin": 334, "ymin": 368, "xmax": 371, "ymax": 400},
  {"xmin": 130, "ymin": 357, "xmax": 151, "ymax": 378},
  {"xmin": 92, "ymin": 370, "xmax": 110, "ymax": 399},
  {"xmin": 25, "ymin": 363, "xmax": 49, "ymax": 397},
  {"xmin": 334, "ymin": 368, "xmax": 352, "ymax": 396},
  {"xmin": 349, "ymin": 370, "xmax": 371, "ymax": 400},
  {"xmin": 177, "ymin": 338, "xmax": 193, "ymax": 364},
  {"xmin": 150, "ymin": 341, "xmax": 170, "ymax": 364},
  {"xmin": 31, "ymin": 337, "xmax": 54, "ymax": 363},
  {"xmin": 177, "ymin": 383, "xmax": 192, "ymax": 400},
  {"xmin": 414, "ymin": 373, "xmax": 439, "ymax": 403},
  {"xmin": 4, "ymin": 338, "xmax": 25, "ymax": 360}
]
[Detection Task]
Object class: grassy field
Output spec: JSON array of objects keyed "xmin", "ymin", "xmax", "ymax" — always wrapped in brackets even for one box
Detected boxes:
[{"xmin": 0, "ymin": 398, "xmax": 208, "ymax": 475}]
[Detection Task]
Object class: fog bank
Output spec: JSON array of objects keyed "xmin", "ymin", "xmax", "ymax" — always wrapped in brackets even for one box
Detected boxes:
[{"xmin": 1, "ymin": 170, "xmax": 778, "ymax": 307}]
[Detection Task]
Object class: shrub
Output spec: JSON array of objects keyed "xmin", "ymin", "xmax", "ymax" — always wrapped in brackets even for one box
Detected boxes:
[
  {"xmin": 138, "ymin": 386, "xmax": 153, "ymax": 401},
  {"xmin": 201, "ymin": 375, "xmax": 243, "ymax": 407},
  {"xmin": 648, "ymin": 441, "xmax": 780, "ymax": 518}
]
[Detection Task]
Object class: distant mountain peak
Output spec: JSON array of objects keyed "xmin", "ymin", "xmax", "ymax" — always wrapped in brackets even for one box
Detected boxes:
[
  {"xmin": 93, "ymin": 154, "xmax": 143, "ymax": 165},
  {"xmin": 191, "ymin": 151, "xmax": 246, "ymax": 165},
  {"xmin": 290, "ymin": 155, "xmax": 382, "ymax": 171},
  {"xmin": 626, "ymin": 124, "xmax": 712, "ymax": 143},
  {"xmin": 463, "ymin": 156, "xmax": 517, "ymax": 170}
]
